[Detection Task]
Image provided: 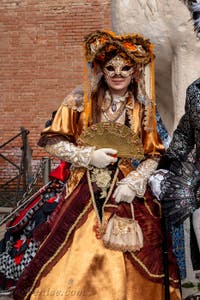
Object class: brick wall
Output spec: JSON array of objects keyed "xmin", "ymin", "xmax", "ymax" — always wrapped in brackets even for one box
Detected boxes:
[{"xmin": 0, "ymin": 0, "xmax": 111, "ymax": 187}]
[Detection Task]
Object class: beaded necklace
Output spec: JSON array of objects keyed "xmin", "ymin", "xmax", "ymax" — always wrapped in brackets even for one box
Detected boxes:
[{"xmin": 102, "ymin": 90, "xmax": 129, "ymax": 122}]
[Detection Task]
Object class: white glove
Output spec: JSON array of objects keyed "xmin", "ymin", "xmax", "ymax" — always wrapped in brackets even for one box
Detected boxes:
[
  {"xmin": 89, "ymin": 148, "xmax": 118, "ymax": 169},
  {"xmin": 148, "ymin": 169, "xmax": 168, "ymax": 200},
  {"xmin": 113, "ymin": 184, "xmax": 136, "ymax": 203}
]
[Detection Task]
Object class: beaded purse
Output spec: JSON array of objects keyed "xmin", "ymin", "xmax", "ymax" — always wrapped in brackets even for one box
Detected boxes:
[{"xmin": 103, "ymin": 203, "xmax": 143, "ymax": 252}]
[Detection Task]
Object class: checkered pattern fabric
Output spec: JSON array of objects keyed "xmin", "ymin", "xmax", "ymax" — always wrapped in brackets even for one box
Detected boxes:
[{"xmin": 0, "ymin": 240, "xmax": 38, "ymax": 280}]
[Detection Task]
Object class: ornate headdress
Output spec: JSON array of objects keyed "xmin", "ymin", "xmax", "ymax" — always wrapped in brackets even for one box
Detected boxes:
[
  {"xmin": 83, "ymin": 30, "xmax": 156, "ymax": 132},
  {"xmin": 84, "ymin": 30, "xmax": 152, "ymax": 65},
  {"xmin": 181, "ymin": 0, "xmax": 200, "ymax": 36}
]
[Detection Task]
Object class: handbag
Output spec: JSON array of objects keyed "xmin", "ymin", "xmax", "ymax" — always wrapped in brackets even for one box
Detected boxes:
[{"xmin": 103, "ymin": 203, "xmax": 143, "ymax": 252}]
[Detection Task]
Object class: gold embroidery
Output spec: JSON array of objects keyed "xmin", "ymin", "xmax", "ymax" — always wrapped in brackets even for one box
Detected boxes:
[
  {"xmin": 87, "ymin": 168, "xmax": 119, "ymax": 233},
  {"xmin": 67, "ymin": 167, "xmax": 86, "ymax": 196},
  {"xmin": 104, "ymin": 204, "xmax": 118, "ymax": 208},
  {"xmin": 130, "ymin": 252, "xmax": 180, "ymax": 283},
  {"xmin": 90, "ymin": 167, "xmax": 112, "ymax": 198},
  {"xmin": 144, "ymin": 198, "xmax": 161, "ymax": 219},
  {"xmin": 93, "ymin": 217, "xmax": 108, "ymax": 239}
]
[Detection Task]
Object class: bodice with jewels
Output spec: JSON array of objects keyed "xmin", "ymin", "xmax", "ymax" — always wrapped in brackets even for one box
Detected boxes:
[{"xmin": 100, "ymin": 90, "xmax": 133, "ymax": 124}]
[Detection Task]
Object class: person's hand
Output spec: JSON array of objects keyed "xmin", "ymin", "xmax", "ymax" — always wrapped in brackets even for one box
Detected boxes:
[
  {"xmin": 113, "ymin": 184, "xmax": 136, "ymax": 203},
  {"xmin": 89, "ymin": 148, "xmax": 117, "ymax": 168},
  {"xmin": 148, "ymin": 169, "xmax": 168, "ymax": 200}
]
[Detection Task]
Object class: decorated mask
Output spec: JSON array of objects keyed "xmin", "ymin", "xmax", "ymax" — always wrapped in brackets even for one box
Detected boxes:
[{"xmin": 103, "ymin": 56, "xmax": 134, "ymax": 78}]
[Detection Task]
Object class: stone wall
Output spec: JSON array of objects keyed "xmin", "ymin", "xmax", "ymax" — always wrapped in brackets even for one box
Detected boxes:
[{"xmin": 0, "ymin": 0, "xmax": 111, "ymax": 177}]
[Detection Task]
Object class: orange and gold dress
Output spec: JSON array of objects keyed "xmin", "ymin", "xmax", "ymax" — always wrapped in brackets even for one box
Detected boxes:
[{"xmin": 13, "ymin": 91, "xmax": 181, "ymax": 300}]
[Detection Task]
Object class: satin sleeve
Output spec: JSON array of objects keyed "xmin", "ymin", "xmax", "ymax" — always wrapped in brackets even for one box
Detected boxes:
[
  {"xmin": 132, "ymin": 102, "xmax": 165, "ymax": 158},
  {"xmin": 142, "ymin": 126, "xmax": 165, "ymax": 157},
  {"xmin": 38, "ymin": 103, "xmax": 85, "ymax": 147}
]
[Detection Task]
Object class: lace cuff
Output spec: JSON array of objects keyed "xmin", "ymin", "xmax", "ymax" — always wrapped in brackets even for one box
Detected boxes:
[
  {"xmin": 45, "ymin": 141, "xmax": 95, "ymax": 168},
  {"xmin": 117, "ymin": 159, "xmax": 158, "ymax": 198}
]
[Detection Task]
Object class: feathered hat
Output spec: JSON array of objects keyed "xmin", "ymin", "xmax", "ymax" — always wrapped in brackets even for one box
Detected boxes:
[
  {"xmin": 83, "ymin": 30, "xmax": 156, "ymax": 132},
  {"xmin": 84, "ymin": 30, "xmax": 152, "ymax": 65}
]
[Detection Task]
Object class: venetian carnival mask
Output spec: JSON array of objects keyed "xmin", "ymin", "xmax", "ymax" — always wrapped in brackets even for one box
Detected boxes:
[{"xmin": 103, "ymin": 56, "xmax": 134, "ymax": 78}]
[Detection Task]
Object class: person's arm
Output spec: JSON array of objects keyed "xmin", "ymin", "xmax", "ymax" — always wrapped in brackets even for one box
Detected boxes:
[
  {"xmin": 114, "ymin": 104, "xmax": 165, "ymax": 203},
  {"xmin": 38, "ymin": 87, "xmax": 117, "ymax": 169},
  {"xmin": 45, "ymin": 141, "xmax": 117, "ymax": 169},
  {"xmin": 158, "ymin": 85, "xmax": 195, "ymax": 170},
  {"xmin": 149, "ymin": 81, "xmax": 197, "ymax": 199}
]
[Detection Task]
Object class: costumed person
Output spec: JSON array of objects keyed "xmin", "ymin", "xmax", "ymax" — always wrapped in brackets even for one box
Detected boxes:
[
  {"xmin": 11, "ymin": 30, "xmax": 181, "ymax": 300},
  {"xmin": 149, "ymin": 78, "xmax": 200, "ymax": 300},
  {"xmin": 0, "ymin": 53, "xmax": 170, "ymax": 299},
  {"xmin": 0, "ymin": 96, "xmax": 172, "ymax": 298},
  {"xmin": 149, "ymin": 1, "xmax": 200, "ymax": 299}
]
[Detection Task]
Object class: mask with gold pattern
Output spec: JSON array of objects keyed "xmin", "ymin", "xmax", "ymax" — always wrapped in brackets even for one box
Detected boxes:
[{"xmin": 103, "ymin": 56, "xmax": 134, "ymax": 78}]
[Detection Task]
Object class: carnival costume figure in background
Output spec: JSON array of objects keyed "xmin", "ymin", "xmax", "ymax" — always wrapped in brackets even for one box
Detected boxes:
[
  {"xmin": 149, "ymin": 78, "xmax": 200, "ymax": 271},
  {"xmin": 149, "ymin": 0, "xmax": 200, "ymax": 298}
]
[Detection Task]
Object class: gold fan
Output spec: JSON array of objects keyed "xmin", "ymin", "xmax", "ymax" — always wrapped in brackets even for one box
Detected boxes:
[{"xmin": 77, "ymin": 122, "xmax": 144, "ymax": 159}]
